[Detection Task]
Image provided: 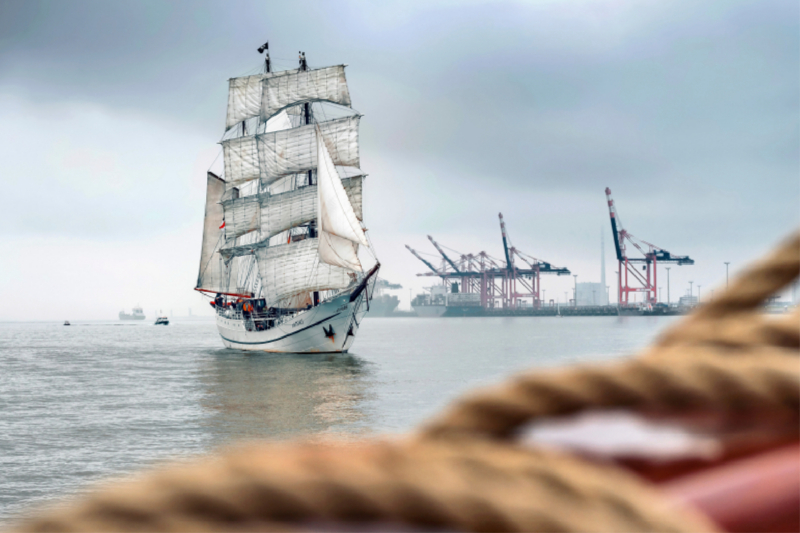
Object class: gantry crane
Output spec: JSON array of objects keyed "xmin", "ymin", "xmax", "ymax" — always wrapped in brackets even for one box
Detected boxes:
[
  {"xmin": 605, "ymin": 187, "xmax": 694, "ymax": 306},
  {"xmin": 404, "ymin": 245, "xmax": 440, "ymax": 275},
  {"xmin": 497, "ymin": 213, "xmax": 570, "ymax": 308},
  {"xmin": 428, "ymin": 235, "xmax": 461, "ymax": 273},
  {"xmin": 405, "ymin": 215, "xmax": 569, "ymax": 310}
]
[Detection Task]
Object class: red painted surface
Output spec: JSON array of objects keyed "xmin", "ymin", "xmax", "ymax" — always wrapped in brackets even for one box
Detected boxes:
[
  {"xmin": 662, "ymin": 444, "xmax": 800, "ymax": 532},
  {"xmin": 194, "ymin": 288, "xmax": 253, "ymax": 299}
]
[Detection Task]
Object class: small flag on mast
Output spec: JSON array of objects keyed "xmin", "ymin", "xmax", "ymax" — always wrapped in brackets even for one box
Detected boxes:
[{"xmin": 219, "ymin": 220, "xmax": 226, "ymax": 229}]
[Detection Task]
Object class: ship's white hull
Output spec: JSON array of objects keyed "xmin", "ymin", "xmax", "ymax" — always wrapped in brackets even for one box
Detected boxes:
[{"xmin": 216, "ymin": 291, "xmax": 368, "ymax": 353}]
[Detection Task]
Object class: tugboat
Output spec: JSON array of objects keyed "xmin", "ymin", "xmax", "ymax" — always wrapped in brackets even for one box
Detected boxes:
[
  {"xmin": 155, "ymin": 316, "xmax": 169, "ymax": 326},
  {"xmin": 194, "ymin": 43, "xmax": 379, "ymax": 352}
]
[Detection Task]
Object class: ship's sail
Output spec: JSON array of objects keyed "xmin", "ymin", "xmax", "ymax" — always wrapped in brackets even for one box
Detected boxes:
[
  {"xmin": 222, "ymin": 115, "xmax": 360, "ymax": 188},
  {"xmin": 226, "ymin": 71, "xmax": 298, "ymax": 129},
  {"xmin": 258, "ymin": 115, "xmax": 360, "ymax": 183},
  {"xmin": 256, "ymin": 238, "xmax": 354, "ymax": 304},
  {"xmin": 222, "ymin": 136, "xmax": 260, "ymax": 187},
  {"xmin": 318, "ymin": 231, "xmax": 362, "ymax": 272},
  {"xmin": 265, "ymin": 110, "xmax": 293, "ymax": 132},
  {"xmin": 260, "ymin": 176, "xmax": 362, "ymax": 239},
  {"xmin": 316, "ymin": 128, "xmax": 369, "ymax": 246},
  {"xmin": 226, "ymin": 75, "xmax": 263, "ymax": 129},
  {"xmin": 316, "ymin": 127, "xmax": 368, "ymax": 271},
  {"xmin": 221, "ymin": 176, "xmax": 362, "ymax": 241},
  {"xmin": 221, "ymin": 194, "xmax": 261, "ymax": 240},
  {"xmin": 197, "ymin": 172, "xmax": 239, "ymax": 293},
  {"xmin": 261, "ymin": 65, "xmax": 351, "ymax": 121},
  {"xmin": 222, "ymin": 110, "xmax": 295, "ymax": 187}
]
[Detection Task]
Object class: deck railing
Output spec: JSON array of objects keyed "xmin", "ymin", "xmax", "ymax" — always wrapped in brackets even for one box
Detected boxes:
[{"xmin": 215, "ymin": 304, "xmax": 291, "ymax": 331}]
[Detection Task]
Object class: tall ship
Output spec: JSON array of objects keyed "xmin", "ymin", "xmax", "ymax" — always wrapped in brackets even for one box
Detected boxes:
[
  {"xmin": 119, "ymin": 306, "xmax": 145, "ymax": 321},
  {"xmin": 195, "ymin": 44, "xmax": 379, "ymax": 352}
]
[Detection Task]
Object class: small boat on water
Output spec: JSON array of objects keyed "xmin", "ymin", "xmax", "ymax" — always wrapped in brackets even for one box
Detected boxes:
[
  {"xmin": 154, "ymin": 317, "xmax": 169, "ymax": 326},
  {"xmin": 63, "ymin": 320, "xmax": 70, "ymax": 326},
  {"xmin": 194, "ymin": 43, "xmax": 379, "ymax": 353}
]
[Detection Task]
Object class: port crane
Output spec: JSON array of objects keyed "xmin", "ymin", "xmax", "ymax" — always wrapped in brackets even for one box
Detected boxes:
[
  {"xmin": 405, "ymin": 245, "xmax": 439, "ymax": 274},
  {"xmin": 428, "ymin": 235, "xmax": 461, "ymax": 273},
  {"xmin": 605, "ymin": 187, "xmax": 694, "ymax": 306},
  {"xmin": 498, "ymin": 213, "xmax": 570, "ymax": 308},
  {"xmin": 405, "ymin": 214, "xmax": 570, "ymax": 310}
]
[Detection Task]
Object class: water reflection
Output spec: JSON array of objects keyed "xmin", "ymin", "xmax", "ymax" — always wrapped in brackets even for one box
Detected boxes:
[{"xmin": 197, "ymin": 350, "xmax": 375, "ymax": 446}]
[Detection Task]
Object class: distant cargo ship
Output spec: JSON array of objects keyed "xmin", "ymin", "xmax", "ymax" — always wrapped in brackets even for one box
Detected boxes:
[
  {"xmin": 369, "ymin": 294, "xmax": 400, "ymax": 316},
  {"xmin": 367, "ymin": 279, "xmax": 401, "ymax": 317},
  {"xmin": 119, "ymin": 306, "xmax": 145, "ymax": 321},
  {"xmin": 411, "ymin": 285, "xmax": 447, "ymax": 317}
]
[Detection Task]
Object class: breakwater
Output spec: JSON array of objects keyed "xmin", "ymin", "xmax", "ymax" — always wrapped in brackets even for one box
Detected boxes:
[
  {"xmin": 379, "ymin": 306, "xmax": 691, "ymax": 318},
  {"xmin": 445, "ymin": 305, "xmax": 620, "ymax": 317}
]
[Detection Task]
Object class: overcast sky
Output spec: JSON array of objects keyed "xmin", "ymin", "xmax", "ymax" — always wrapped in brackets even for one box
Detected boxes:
[{"xmin": 0, "ymin": 0, "xmax": 797, "ymax": 320}]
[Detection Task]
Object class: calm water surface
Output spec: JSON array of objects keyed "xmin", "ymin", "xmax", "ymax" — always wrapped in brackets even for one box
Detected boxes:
[{"xmin": 0, "ymin": 316, "xmax": 677, "ymax": 521}]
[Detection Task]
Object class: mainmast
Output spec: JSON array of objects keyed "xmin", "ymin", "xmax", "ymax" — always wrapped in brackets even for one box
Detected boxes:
[
  {"xmin": 299, "ymin": 51, "xmax": 319, "ymax": 306},
  {"xmin": 300, "ymin": 52, "xmax": 314, "ymax": 202}
]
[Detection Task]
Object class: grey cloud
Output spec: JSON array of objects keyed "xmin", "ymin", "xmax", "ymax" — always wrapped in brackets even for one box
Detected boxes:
[{"xmin": 0, "ymin": 0, "xmax": 796, "ymax": 315}]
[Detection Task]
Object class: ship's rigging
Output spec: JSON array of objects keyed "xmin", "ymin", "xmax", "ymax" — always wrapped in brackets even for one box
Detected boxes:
[{"xmin": 196, "ymin": 45, "xmax": 376, "ymax": 310}]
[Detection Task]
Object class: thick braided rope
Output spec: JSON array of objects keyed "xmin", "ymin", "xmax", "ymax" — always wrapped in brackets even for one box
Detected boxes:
[
  {"xmin": 420, "ymin": 350, "xmax": 799, "ymax": 439},
  {"xmin": 655, "ymin": 231, "xmax": 800, "ymax": 349},
  {"xmin": 17, "ymin": 440, "xmax": 715, "ymax": 532},
  {"xmin": 653, "ymin": 307, "xmax": 799, "ymax": 352},
  {"xmin": 680, "ymin": 231, "xmax": 799, "ymax": 320}
]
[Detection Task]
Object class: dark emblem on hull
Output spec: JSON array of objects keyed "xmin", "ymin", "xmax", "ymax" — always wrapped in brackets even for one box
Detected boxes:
[{"xmin": 323, "ymin": 324, "xmax": 335, "ymax": 342}]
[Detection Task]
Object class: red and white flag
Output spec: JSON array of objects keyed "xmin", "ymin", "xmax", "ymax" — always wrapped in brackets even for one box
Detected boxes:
[{"xmin": 219, "ymin": 220, "xmax": 226, "ymax": 229}]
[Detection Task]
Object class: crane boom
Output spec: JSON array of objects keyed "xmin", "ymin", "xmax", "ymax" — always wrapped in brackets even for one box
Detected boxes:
[
  {"xmin": 405, "ymin": 245, "xmax": 440, "ymax": 274},
  {"xmin": 498, "ymin": 213, "xmax": 513, "ymax": 271},
  {"xmin": 605, "ymin": 188, "xmax": 624, "ymax": 261},
  {"xmin": 427, "ymin": 235, "xmax": 461, "ymax": 272}
]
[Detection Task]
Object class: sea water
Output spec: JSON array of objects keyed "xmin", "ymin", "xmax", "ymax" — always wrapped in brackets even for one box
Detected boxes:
[{"xmin": 0, "ymin": 315, "xmax": 677, "ymax": 521}]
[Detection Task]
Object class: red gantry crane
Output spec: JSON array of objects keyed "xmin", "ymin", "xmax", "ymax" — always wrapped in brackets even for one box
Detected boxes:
[
  {"xmin": 497, "ymin": 213, "xmax": 570, "ymax": 308},
  {"xmin": 605, "ymin": 187, "xmax": 694, "ymax": 307}
]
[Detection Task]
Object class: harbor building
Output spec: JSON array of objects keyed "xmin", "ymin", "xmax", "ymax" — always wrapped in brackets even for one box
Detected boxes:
[{"xmin": 576, "ymin": 282, "xmax": 610, "ymax": 306}]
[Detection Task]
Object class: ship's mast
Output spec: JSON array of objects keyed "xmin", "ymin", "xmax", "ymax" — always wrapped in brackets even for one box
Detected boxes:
[
  {"xmin": 242, "ymin": 40, "xmax": 272, "ymax": 300},
  {"xmin": 300, "ymin": 52, "xmax": 312, "ymax": 188},
  {"xmin": 299, "ymin": 51, "xmax": 320, "ymax": 307},
  {"xmin": 301, "ymin": 51, "xmax": 315, "ymax": 241},
  {"xmin": 258, "ymin": 41, "xmax": 271, "ymax": 73}
]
